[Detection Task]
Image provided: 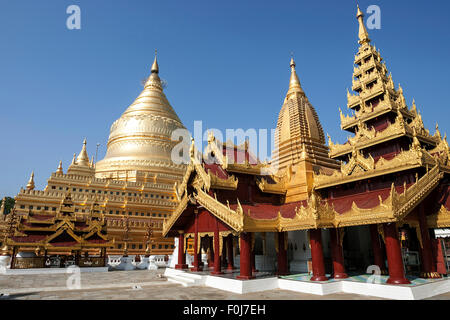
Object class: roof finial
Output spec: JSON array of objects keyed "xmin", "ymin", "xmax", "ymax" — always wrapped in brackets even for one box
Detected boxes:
[
  {"xmin": 76, "ymin": 138, "xmax": 90, "ymax": 166},
  {"xmin": 151, "ymin": 49, "xmax": 159, "ymax": 74},
  {"xmin": 287, "ymin": 55, "xmax": 305, "ymax": 98},
  {"xmin": 356, "ymin": 4, "xmax": 371, "ymax": 45},
  {"xmin": 56, "ymin": 160, "xmax": 63, "ymax": 174},
  {"xmin": 26, "ymin": 171, "xmax": 35, "ymax": 190}
]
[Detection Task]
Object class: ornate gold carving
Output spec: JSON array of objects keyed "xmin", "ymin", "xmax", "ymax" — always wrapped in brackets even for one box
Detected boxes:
[
  {"xmin": 208, "ymin": 170, "xmax": 238, "ymax": 190},
  {"xmin": 162, "ymin": 193, "xmax": 189, "ymax": 236},
  {"xmin": 427, "ymin": 205, "xmax": 450, "ymax": 228},
  {"xmin": 255, "ymin": 177, "xmax": 286, "ymax": 195},
  {"xmin": 193, "ymin": 188, "xmax": 244, "ymax": 232},
  {"xmin": 316, "ymin": 147, "xmax": 439, "ymax": 189},
  {"xmin": 341, "ymin": 148, "xmax": 375, "ymax": 175}
]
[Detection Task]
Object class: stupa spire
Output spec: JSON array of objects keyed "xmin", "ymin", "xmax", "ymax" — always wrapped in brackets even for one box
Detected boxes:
[
  {"xmin": 26, "ymin": 171, "xmax": 35, "ymax": 190},
  {"xmin": 76, "ymin": 138, "xmax": 90, "ymax": 166},
  {"xmin": 142, "ymin": 49, "xmax": 163, "ymax": 92},
  {"xmin": 356, "ymin": 5, "xmax": 371, "ymax": 45},
  {"xmin": 151, "ymin": 49, "xmax": 159, "ymax": 74},
  {"xmin": 286, "ymin": 56, "xmax": 305, "ymax": 99},
  {"xmin": 56, "ymin": 160, "xmax": 63, "ymax": 174}
]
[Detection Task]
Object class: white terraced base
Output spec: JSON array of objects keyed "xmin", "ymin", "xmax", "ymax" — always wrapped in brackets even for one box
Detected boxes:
[
  {"xmin": 165, "ymin": 268, "xmax": 205, "ymax": 287},
  {"xmin": 163, "ymin": 268, "xmax": 450, "ymax": 300}
]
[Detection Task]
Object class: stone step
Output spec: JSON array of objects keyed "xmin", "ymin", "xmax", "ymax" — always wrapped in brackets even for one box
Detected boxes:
[
  {"xmin": 180, "ymin": 272, "xmax": 203, "ymax": 280},
  {"xmin": 166, "ymin": 274, "xmax": 201, "ymax": 287}
]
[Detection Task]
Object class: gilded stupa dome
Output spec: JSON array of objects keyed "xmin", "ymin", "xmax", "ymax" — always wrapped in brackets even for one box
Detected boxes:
[{"xmin": 95, "ymin": 53, "xmax": 186, "ymax": 183}]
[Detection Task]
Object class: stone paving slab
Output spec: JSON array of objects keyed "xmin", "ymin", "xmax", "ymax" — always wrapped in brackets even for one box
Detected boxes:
[
  {"xmin": 0, "ymin": 269, "xmax": 449, "ymax": 300},
  {"xmin": 0, "ymin": 269, "xmax": 165, "ymax": 289}
]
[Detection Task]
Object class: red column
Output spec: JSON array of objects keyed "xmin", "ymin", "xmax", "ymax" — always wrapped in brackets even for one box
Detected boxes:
[
  {"xmin": 251, "ymin": 233, "xmax": 258, "ymax": 273},
  {"xmin": 226, "ymin": 235, "xmax": 234, "ymax": 271},
  {"xmin": 237, "ymin": 232, "xmax": 254, "ymax": 280},
  {"xmin": 309, "ymin": 229, "xmax": 328, "ymax": 281},
  {"xmin": 211, "ymin": 219, "xmax": 223, "ymax": 275},
  {"xmin": 191, "ymin": 211, "xmax": 202, "ymax": 272},
  {"xmin": 369, "ymin": 224, "xmax": 387, "ymax": 274},
  {"xmin": 418, "ymin": 204, "xmax": 441, "ymax": 278},
  {"xmin": 175, "ymin": 232, "xmax": 188, "ymax": 269},
  {"xmin": 434, "ymin": 238, "xmax": 447, "ymax": 275},
  {"xmin": 276, "ymin": 232, "xmax": 288, "ymax": 275},
  {"xmin": 383, "ymin": 223, "xmax": 410, "ymax": 284},
  {"xmin": 329, "ymin": 228, "xmax": 348, "ymax": 279}
]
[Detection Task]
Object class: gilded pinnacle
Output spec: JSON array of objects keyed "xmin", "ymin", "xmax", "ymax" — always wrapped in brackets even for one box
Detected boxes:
[
  {"xmin": 287, "ymin": 57, "xmax": 305, "ymax": 98},
  {"xmin": 356, "ymin": 5, "xmax": 370, "ymax": 45},
  {"xmin": 76, "ymin": 138, "xmax": 90, "ymax": 166},
  {"xmin": 56, "ymin": 160, "xmax": 63, "ymax": 174},
  {"xmin": 151, "ymin": 50, "xmax": 159, "ymax": 74},
  {"xmin": 26, "ymin": 171, "xmax": 35, "ymax": 190}
]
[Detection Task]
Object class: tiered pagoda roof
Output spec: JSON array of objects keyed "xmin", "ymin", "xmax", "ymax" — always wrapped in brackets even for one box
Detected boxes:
[
  {"xmin": 311, "ymin": 6, "xmax": 450, "ymax": 228},
  {"xmin": 2, "ymin": 193, "xmax": 113, "ymax": 253}
]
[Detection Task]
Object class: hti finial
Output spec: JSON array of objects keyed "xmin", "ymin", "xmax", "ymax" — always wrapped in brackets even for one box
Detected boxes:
[
  {"xmin": 356, "ymin": 4, "xmax": 363, "ymax": 18},
  {"xmin": 151, "ymin": 49, "xmax": 159, "ymax": 74},
  {"xmin": 290, "ymin": 52, "xmax": 296, "ymax": 68}
]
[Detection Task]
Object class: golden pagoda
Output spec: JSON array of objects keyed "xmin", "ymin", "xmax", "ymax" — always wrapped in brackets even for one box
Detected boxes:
[
  {"xmin": 2, "ymin": 53, "xmax": 186, "ymax": 259},
  {"xmin": 95, "ymin": 52, "xmax": 186, "ymax": 184}
]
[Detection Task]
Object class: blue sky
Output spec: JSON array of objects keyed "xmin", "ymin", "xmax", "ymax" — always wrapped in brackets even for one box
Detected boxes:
[{"xmin": 1, "ymin": 0, "xmax": 449, "ymax": 196}]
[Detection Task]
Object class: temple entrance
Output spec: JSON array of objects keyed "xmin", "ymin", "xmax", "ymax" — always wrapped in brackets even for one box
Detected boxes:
[
  {"xmin": 342, "ymin": 226, "xmax": 372, "ymax": 274},
  {"xmin": 398, "ymin": 225, "xmax": 421, "ymax": 275}
]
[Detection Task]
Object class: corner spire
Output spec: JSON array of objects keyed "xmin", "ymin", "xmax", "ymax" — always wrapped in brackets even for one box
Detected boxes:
[
  {"xmin": 286, "ymin": 56, "xmax": 305, "ymax": 98},
  {"xmin": 151, "ymin": 49, "xmax": 159, "ymax": 74},
  {"xmin": 356, "ymin": 5, "xmax": 371, "ymax": 45},
  {"xmin": 26, "ymin": 171, "xmax": 35, "ymax": 190},
  {"xmin": 76, "ymin": 138, "xmax": 90, "ymax": 166},
  {"xmin": 56, "ymin": 160, "xmax": 63, "ymax": 174}
]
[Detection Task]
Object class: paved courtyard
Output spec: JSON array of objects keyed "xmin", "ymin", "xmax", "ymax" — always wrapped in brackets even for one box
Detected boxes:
[{"xmin": 0, "ymin": 269, "xmax": 449, "ymax": 300}]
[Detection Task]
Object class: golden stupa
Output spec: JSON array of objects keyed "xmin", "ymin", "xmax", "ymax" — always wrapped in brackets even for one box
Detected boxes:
[
  {"xmin": 95, "ymin": 52, "xmax": 186, "ymax": 183},
  {"xmin": 272, "ymin": 58, "xmax": 339, "ymax": 202},
  {"xmin": 273, "ymin": 58, "xmax": 338, "ymax": 173}
]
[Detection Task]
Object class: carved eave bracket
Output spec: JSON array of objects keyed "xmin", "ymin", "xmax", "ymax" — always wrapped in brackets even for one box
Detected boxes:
[
  {"xmin": 208, "ymin": 170, "xmax": 238, "ymax": 190},
  {"xmin": 162, "ymin": 193, "xmax": 191, "ymax": 237},
  {"xmin": 255, "ymin": 177, "xmax": 287, "ymax": 195},
  {"xmin": 427, "ymin": 205, "xmax": 450, "ymax": 228},
  {"xmin": 341, "ymin": 148, "xmax": 374, "ymax": 176},
  {"xmin": 194, "ymin": 188, "xmax": 244, "ymax": 232}
]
